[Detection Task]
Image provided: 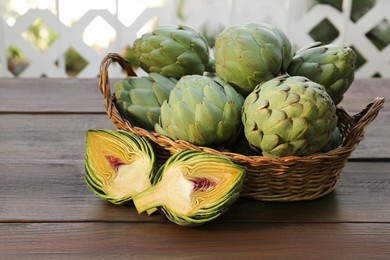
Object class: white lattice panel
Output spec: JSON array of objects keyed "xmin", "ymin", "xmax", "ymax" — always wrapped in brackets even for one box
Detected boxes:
[
  {"xmin": 344, "ymin": 0, "xmax": 390, "ymax": 77},
  {"xmin": 289, "ymin": 0, "xmax": 390, "ymax": 78},
  {"xmin": 288, "ymin": 4, "xmax": 346, "ymax": 47},
  {"xmin": 0, "ymin": 1, "xmax": 176, "ymax": 78},
  {"xmin": 0, "ymin": 0, "xmax": 389, "ymax": 78}
]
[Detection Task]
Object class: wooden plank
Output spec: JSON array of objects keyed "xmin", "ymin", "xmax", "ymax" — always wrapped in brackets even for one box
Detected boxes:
[
  {"xmin": 0, "ymin": 114, "xmax": 114, "ymax": 160},
  {"xmin": 351, "ymin": 111, "xmax": 389, "ymax": 159},
  {"xmin": 0, "ymin": 222, "xmax": 389, "ymax": 259},
  {"xmin": 0, "ymin": 112, "xmax": 388, "ymax": 160},
  {"xmin": 0, "ymin": 161, "xmax": 389, "ymax": 223},
  {"xmin": 0, "ymin": 78, "xmax": 106, "ymax": 113},
  {"xmin": 0, "ymin": 78, "xmax": 389, "ymax": 113},
  {"xmin": 342, "ymin": 78, "xmax": 390, "ymax": 112},
  {"xmin": 0, "ymin": 79, "xmax": 387, "ymax": 259},
  {"xmin": 0, "ymin": 161, "xmax": 165, "ymax": 223}
]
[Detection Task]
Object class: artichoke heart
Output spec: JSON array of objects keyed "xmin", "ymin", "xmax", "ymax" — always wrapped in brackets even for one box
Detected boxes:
[
  {"xmin": 132, "ymin": 150, "xmax": 245, "ymax": 227},
  {"xmin": 84, "ymin": 129, "xmax": 155, "ymax": 205}
]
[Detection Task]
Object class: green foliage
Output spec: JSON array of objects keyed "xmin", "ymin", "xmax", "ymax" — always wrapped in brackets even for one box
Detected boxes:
[
  {"xmin": 7, "ymin": 45, "xmax": 30, "ymax": 76},
  {"xmin": 7, "ymin": 45, "xmax": 23, "ymax": 60},
  {"xmin": 22, "ymin": 18, "xmax": 57, "ymax": 52},
  {"xmin": 64, "ymin": 48, "xmax": 88, "ymax": 77},
  {"xmin": 309, "ymin": 18, "xmax": 339, "ymax": 44},
  {"xmin": 366, "ymin": 19, "xmax": 390, "ymax": 51}
]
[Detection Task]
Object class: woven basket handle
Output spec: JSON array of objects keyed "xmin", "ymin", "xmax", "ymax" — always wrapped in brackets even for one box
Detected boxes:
[
  {"xmin": 99, "ymin": 53, "xmax": 137, "ymax": 110},
  {"xmin": 98, "ymin": 52, "xmax": 181, "ymax": 152},
  {"xmin": 99, "ymin": 53, "xmax": 138, "ymax": 132},
  {"xmin": 342, "ymin": 97, "xmax": 385, "ymax": 148}
]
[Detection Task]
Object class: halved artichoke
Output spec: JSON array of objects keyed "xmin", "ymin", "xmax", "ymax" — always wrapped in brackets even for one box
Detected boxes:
[
  {"xmin": 132, "ymin": 150, "xmax": 246, "ymax": 227},
  {"xmin": 84, "ymin": 129, "xmax": 156, "ymax": 205}
]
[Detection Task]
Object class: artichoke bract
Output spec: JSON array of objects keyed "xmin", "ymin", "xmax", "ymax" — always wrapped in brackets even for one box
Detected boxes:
[
  {"xmin": 154, "ymin": 75, "xmax": 244, "ymax": 146},
  {"xmin": 320, "ymin": 127, "xmax": 342, "ymax": 152},
  {"xmin": 84, "ymin": 130, "xmax": 155, "ymax": 205},
  {"xmin": 242, "ymin": 76, "xmax": 337, "ymax": 157},
  {"xmin": 114, "ymin": 72, "xmax": 177, "ymax": 130},
  {"xmin": 132, "ymin": 149, "xmax": 246, "ymax": 227},
  {"xmin": 133, "ymin": 24, "xmax": 211, "ymax": 79},
  {"xmin": 214, "ymin": 23, "xmax": 293, "ymax": 96},
  {"xmin": 287, "ymin": 43, "xmax": 356, "ymax": 104}
]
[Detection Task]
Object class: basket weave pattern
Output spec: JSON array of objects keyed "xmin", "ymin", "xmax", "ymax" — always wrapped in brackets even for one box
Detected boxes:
[{"xmin": 99, "ymin": 53, "xmax": 385, "ymax": 201}]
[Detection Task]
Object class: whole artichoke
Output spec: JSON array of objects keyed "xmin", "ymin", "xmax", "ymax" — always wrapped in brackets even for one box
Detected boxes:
[
  {"xmin": 214, "ymin": 23, "xmax": 293, "ymax": 96},
  {"xmin": 133, "ymin": 24, "xmax": 211, "ymax": 79},
  {"xmin": 114, "ymin": 72, "xmax": 177, "ymax": 130},
  {"xmin": 155, "ymin": 75, "xmax": 244, "ymax": 147},
  {"xmin": 287, "ymin": 43, "xmax": 356, "ymax": 104},
  {"xmin": 132, "ymin": 149, "xmax": 245, "ymax": 227},
  {"xmin": 319, "ymin": 127, "xmax": 342, "ymax": 152},
  {"xmin": 242, "ymin": 75, "xmax": 337, "ymax": 157}
]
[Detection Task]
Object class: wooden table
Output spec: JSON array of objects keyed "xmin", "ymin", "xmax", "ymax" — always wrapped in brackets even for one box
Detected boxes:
[{"xmin": 0, "ymin": 77, "xmax": 389, "ymax": 259}]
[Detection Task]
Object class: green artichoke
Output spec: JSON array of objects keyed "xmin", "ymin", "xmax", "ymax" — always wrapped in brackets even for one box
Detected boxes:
[
  {"xmin": 114, "ymin": 72, "xmax": 177, "ymax": 130},
  {"xmin": 154, "ymin": 75, "xmax": 244, "ymax": 146},
  {"xmin": 242, "ymin": 75, "xmax": 337, "ymax": 157},
  {"xmin": 133, "ymin": 24, "xmax": 211, "ymax": 79},
  {"xmin": 230, "ymin": 135, "xmax": 259, "ymax": 156},
  {"xmin": 287, "ymin": 43, "xmax": 356, "ymax": 104},
  {"xmin": 132, "ymin": 149, "xmax": 245, "ymax": 227},
  {"xmin": 84, "ymin": 129, "xmax": 156, "ymax": 205},
  {"xmin": 214, "ymin": 22, "xmax": 293, "ymax": 96},
  {"xmin": 319, "ymin": 126, "xmax": 342, "ymax": 152}
]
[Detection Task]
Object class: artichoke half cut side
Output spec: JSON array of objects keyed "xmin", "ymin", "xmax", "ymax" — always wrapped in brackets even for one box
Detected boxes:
[
  {"xmin": 132, "ymin": 150, "xmax": 246, "ymax": 227},
  {"xmin": 84, "ymin": 130, "xmax": 156, "ymax": 205}
]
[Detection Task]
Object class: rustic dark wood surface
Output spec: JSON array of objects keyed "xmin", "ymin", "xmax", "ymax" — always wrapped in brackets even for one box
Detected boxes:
[{"xmin": 0, "ymin": 78, "xmax": 389, "ymax": 259}]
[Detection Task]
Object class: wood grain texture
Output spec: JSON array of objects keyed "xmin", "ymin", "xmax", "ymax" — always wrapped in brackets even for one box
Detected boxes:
[
  {"xmin": 0, "ymin": 78, "xmax": 105, "ymax": 113},
  {"xmin": 0, "ymin": 112, "xmax": 388, "ymax": 160},
  {"xmin": 1, "ymin": 78, "xmax": 388, "ymax": 113},
  {"xmin": 1, "ymin": 222, "xmax": 389, "ymax": 259},
  {"xmin": 0, "ymin": 114, "xmax": 113, "ymax": 160},
  {"xmin": 1, "ymin": 78, "xmax": 387, "ymax": 158},
  {"xmin": 341, "ymin": 78, "xmax": 390, "ymax": 112},
  {"xmin": 0, "ymin": 78, "xmax": 389, "ymax": 259},
  {"xmin": 350, "ymin": 111, "xmax": 389, "ymax": 159},
  {"xmin": 0, "ymin": 161, "xmax": 389, "ymax": 223}
]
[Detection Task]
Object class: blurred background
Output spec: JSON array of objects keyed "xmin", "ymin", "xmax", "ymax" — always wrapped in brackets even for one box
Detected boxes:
[{"xmin": 0, "ymin": 0, "xmax": 389, "ymax": 78}]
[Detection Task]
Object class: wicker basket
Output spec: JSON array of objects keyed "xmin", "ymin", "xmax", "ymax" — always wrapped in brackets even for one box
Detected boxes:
[{"xmin": 99, "ymin": 53, "xmax": 385, "ymax": 202}]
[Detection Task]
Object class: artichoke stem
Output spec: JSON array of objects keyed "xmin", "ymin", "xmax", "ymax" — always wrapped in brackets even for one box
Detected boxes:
[
  {"xmin": 205, "ymin": 59, "xmax": 215, "ymax": 73},
  {"xmin": 133, "ymin": 184, "xmax": 164, "ymax": 214},
  {"xmin": 146, "ymin": 208, "xmax": 158, "ymax": 215}
]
